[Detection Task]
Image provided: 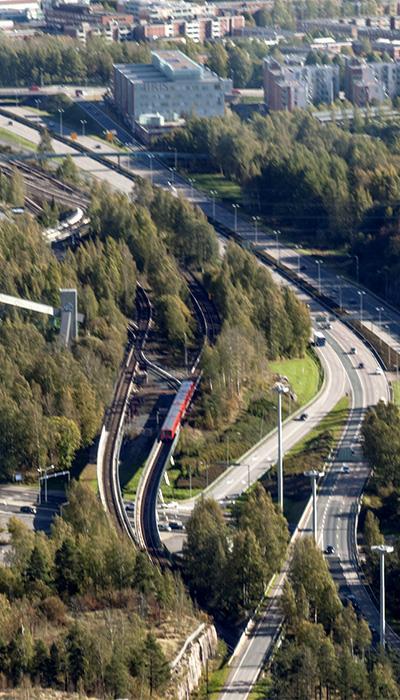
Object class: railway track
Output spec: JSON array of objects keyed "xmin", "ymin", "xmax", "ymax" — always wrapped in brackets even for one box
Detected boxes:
[{"xmin": 99, "ymin": 284, "xmax": 152, "ymax": 539}]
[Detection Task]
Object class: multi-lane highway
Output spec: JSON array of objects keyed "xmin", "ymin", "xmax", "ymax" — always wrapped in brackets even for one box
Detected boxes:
[
  {"xmin": 1, "ymin": 105, "xmax": 397, "ymax": 692},
  {"xmin": 220, "ymin": 314, "xmax": 390, "ymax": 699}
]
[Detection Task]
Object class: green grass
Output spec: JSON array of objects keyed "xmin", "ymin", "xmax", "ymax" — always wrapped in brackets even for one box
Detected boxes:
[
  {"xmin": 392, "ymin": 380, "xmax": 400, "ymax": 405},
  {"xmin": 161, "ymin": 468, "xmax": 202, "ymax": 501},
  {"xmin": 192, "ymin": 641, "xmax": 230, "ymax": 699},
  {"xmin": 189, "ymin": 172, "xmax": 242, "ymax": 204},
  {"xmin": 270, "ymin": 350, "xmax": 322, "ymax": 407},
  {"xmin": 0, "ymin": 127, "xmax": 36, "ymax": 151},
  {"xmin": 286, "ymin": 395, "xmax": 350, "ymax": 471},
  {"xmin": 248, "ymin": 677, "xmax": 272, "ymax": 699}
]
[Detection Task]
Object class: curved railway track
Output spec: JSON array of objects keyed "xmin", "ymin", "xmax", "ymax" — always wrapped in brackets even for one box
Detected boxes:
[{"xmin": 99, "ymin": 284, "xmax": 152, "ymax": 540}]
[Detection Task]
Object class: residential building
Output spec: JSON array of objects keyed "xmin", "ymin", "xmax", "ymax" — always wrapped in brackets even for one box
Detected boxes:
[
  {"xmin": 344, "ymin": 58, "xmax": 400, "ymax": 104},
  {"xmin": 113, "ymin": 50, "xmax": 232, "ymax": 129},
  {"xmin": 263, "ymin": 57, "xmax": 339, "ymax": 111},
  {"xmin": 134, "ymin": 14, "xmax": 244, "ymax": 42}
]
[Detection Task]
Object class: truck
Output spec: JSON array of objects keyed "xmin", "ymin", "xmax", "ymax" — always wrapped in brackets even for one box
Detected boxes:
[{"xmin": 314, "ymin": 331, "xmax": 326, "ymax": 347}]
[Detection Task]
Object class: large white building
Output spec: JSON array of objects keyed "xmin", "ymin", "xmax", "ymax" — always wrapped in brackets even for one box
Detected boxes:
[{"xmin": 113, "ymin": 50, "xmax": 232, "ymax": 126}]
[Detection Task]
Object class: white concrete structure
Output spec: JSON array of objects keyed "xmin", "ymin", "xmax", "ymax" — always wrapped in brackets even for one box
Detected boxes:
[{"xmin": 113, "ymin": 50, "xmax": 232, "ymax": 125}]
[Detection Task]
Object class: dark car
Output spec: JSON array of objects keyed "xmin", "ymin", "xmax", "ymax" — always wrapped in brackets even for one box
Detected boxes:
[
  {"xmin": 300, "ymin": 413, "xmax": 308, "ymax": 421},
  {"xmin": 358, "ymin": 362, "xmax": 365, "ymax": 369},
  {"xmin": 169, "ymin": 520, "xmax": 185, "ymax": 531},
  {"xmin": 20, "ymin": 505, "xmax": 36, "ymax": 514},
  {"xmin": 325, "ymin": 545, "xmax": 335, "ymax": 555}
]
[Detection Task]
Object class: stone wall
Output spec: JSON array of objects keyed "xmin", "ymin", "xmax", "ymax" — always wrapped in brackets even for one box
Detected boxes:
[{"xmin": 167, "ymin": 624, "xmax": 218, "ymax": 700}]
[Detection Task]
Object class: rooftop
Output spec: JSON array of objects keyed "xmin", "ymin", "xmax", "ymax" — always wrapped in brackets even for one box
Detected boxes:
[{"xmin": 115, "ymin": 49, "xmax": 223, "ymax": 84}]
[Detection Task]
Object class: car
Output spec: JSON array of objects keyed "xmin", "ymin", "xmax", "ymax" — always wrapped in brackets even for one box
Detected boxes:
[
  {"xmin": 158, "ymin": 522, "xmax": 171, "ymax": 532},
  {"xmin": 350, "ymin": 347, "xmax": 357, "ymax": 355},
  {"xmin": 95, "ymin": 144, "xmax": 101, "ymax": 149},
  {"xmin": 325, "ymin": 545, "xmax": 335, "ymax": 555},
  {"xmin": 358, "ymin": 362, "xmax": 365, "ymax": 369},
  {"xmin": 7, "ymin": 120, "xmax": 12, "ymax": 126},
  {"xmin": 375, "ymin": 367, "xmax": 383, "ymax": 375},
  {"xmin": 301, "ymin": 265, "xmax": 307, "ymax": 271},
  {"xmin": 20, "ymin": 505, "xmax": 36, "ymax": 514},
  {"xmin": 342, "ymin": 465, "xmax": 350, "ymax": 474},
  {"xmin": 169, "ymin": 520, "xmax": 185, "ymax": 531},
  {"xmin": 125, "ymin": 502, "xmax": 135, "ymax": 512},
  {"xmin": 299, "ymin": 413, "xmax": 308, "ymax": 421}
]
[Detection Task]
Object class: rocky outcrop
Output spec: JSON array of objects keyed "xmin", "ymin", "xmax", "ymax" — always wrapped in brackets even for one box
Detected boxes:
[{"xmin": 167, "ymin": 623, "xmax": 218, "ymax": 700}]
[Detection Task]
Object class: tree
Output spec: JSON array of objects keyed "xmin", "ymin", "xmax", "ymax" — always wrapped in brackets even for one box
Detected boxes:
[
  {"xmin": 47, "ymin": 416, "xmax": 81, "ymax": 470},
  {"xmin": 8, "ymin": 169, "xmax": 25, "ymax": 206},
  {"xmin": 228, "ymin": 46, "xmax": 252, "ymax": 88},
  {"xmin": 364, "ymin": 509, "xmax": 384, "ymax": 548},
  {"xmin": 143, "ymin": 634, "xmax": 170, "ymax": 697},
  {"xmin": 207, "ymin": 44, "xmax": 229, "ymax": 77},
  {"xmin": 54, "ymin": 538, "xmax": 81, "ymax": 597},
  {"xmin": 65, "ymin": 625, "xmax": 89, "ymax": 691},
  {"xmin": 104, "ymin": 648, "xmax": 130, "ymax": 697},
  {"xmin": 37, "ymin": 128, "xmax": 54, "ymax": 163},
  {"xmin": 56, "ymin": 155, "xmax": 80, "ymax": 185}
]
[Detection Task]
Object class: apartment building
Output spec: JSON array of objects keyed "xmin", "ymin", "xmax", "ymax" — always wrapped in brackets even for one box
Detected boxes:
[
  {"xmin": 113, "ymin": 50, "xmax": 232, "ymax": 128},
  {"xmin": 344, "ymin": 58, "xmax": 400, "ymax": 104},
  {"xmin": 263, "ymin": 57, "xmax": 339, "ymax": 111},
  {"xmin": 134, "ymin": 14, "xmax": 244, "ymax": 41}
]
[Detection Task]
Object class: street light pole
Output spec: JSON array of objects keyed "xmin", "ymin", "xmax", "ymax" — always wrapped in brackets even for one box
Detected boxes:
[
  {"xmin": 252, "ymin": 216, "xmax": 259, "ymax": 244},
  {"xmin": 189, "ymin": 178, "xmax": 194, "ymax": 199},
  {"xmin": 376, "ymin": 306, "xmax": 384, "ymax": 328},
  {"xmin": 58, "ymin": 108, "xmax": 64, "ymax": 137},
  {"xmin": 274, "ymin": 230, "xmax": 280, "ymax": 263},
  {"xmin": 337, "ymin": 275, "xmax": 343, "ymax": 311},
  {"xmin": 316, "ymin": 260, "xmax": 323, "ymax": 295},
  {"xmin": 232, "ymin": 203, "xmax": 239, "ymax": 233},
  {"xmin": 80, "ymin": 119, "xmax": 87, "ymax": 137},
  {"xmin": 304, "ymin": 470, "xmax": 325, "ymax": 543},
  {"xmin": 354, "ymin": 254, "xmax": 359, "ymax": 284},
  {"xmin": 358, "ymin": 290, "xmax": 366, "ymax": 323},
  {"xmin": 274, "ymin": 383, "xmax": 289, "ymax": 511},
  {"xmin": 371, "ymin": 544, "xmax": 394, "ymax": 648},
  {"xmin": 210, "ymin": 190, "xmax": 217, "ymax": 220}
]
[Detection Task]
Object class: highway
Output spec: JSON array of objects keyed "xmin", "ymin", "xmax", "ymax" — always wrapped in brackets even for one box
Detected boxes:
[
  {"xmin": 1, "ymin": 107, "xmax": 398, "ymax": 690},
  {"xmin": 220, "ymin": 317, "xmax": 390, "ymax": 700}
]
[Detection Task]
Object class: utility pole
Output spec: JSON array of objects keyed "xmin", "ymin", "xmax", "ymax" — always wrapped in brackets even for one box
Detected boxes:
[
  {"xmin": 80, "ymin": 119, "xmax": 87, "ymax": 137},
  {"xmin": 210, "ymin": 190, "xmax": 217, "ymax": 220},
  {"xmin": 371, "ymin": 544, "xmax": 393, "ymax": 648},
  {"xmin": 252, "ymin": 216, "xmax": 260, "ymax": 244},
  {"xmin": 274, "ymin": 383, "xmax": 289, "ymax": 511},
  {"xmin": 304, "ymin": 470, "xmax": 324, "ymax": 543},
  {"xmin": 376, "ymin": 306, "xmax": 384, "ymax": 327},
  {"xmin": 354, "ymin": 254, "xmax": 359, "ymax": 283}
]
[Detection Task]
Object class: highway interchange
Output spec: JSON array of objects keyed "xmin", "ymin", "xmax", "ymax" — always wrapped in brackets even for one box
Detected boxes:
[{"xmin": 0, "ymin": 101, "xmax": 398, "ymax": 696}]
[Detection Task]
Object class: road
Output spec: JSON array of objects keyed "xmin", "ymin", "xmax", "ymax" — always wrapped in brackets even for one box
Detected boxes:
[
  {"xmin": 0, "ymin": 107, "xmax": 396, "ymax": 689},
  {"xmin": 219, "ymin": 317, "xmax": 389, "ymax": 699}
]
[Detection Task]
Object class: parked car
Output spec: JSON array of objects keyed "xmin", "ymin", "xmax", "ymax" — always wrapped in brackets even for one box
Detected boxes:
[
  {"xmin": 375, "ymin": 367, "xmax": 383, "ymax": 375},
  {"xmin": 169, "ymin": 520, "xmax": 185, "ymax": 531},
  {"xmin": 158, "ymin": 523, "xmax": 172, "ymax": 532},
  {"xmin": 342, "ymin": 465, "xmax": 350, "ymax": 474},
  {"xmin": 125, "ymin": 502, "xmax": 135, "ymax": 512},
  {"xmin": 20, "ymin": 505, "xmax": 36, "ymax": 514}
]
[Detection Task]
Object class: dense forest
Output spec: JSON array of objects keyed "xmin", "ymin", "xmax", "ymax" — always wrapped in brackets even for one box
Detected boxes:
[
  {"xmin": 361, "ymin": 402, "xmax": 400, "ymax": 627},
  {"xmin": 268, "ymin": 537, "xmax": 400, "ymax": 699},
  {"xmin": 183, "ymin": 485, "xmax": 288, "ymax": 620},
  {"xmin": 162, "ymin": 109, "xmax": 400, "ymax": 303},
  {"xmin": 0, "ymin": 481, "xmax": 192, "ymax": 697}
]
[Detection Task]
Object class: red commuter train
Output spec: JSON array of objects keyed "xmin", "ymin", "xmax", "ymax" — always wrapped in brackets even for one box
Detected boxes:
[{"xmin": 160, "ymin": 380, "xmax": 196, "ymax": 441}]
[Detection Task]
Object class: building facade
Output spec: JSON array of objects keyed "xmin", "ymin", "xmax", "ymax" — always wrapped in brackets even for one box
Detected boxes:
[
  {"xmin": 263, "ymin": 57, "xmax": 339, "ymax": 111},
  {"xmin": 113, "ymin": 50, "xmax": 232, "ymax": 126}
]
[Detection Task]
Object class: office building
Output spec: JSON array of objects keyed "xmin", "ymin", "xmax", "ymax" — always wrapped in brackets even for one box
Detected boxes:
[{"xmin": 113, "ymin": 50, "xmax": 232, "ymax": 127}]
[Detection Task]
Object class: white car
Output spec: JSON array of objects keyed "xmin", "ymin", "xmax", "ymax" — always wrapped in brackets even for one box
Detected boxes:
[
  {"xmin": 342, "ymin": 465, "xmax": 350, "ymax": 474},
  {"xmin": 375, "ymin": 367, "xmax": 383, "ymax": 375},
  {"xmin": 158, "ymin": 523, "xmax": 171, "ymax": 532}
]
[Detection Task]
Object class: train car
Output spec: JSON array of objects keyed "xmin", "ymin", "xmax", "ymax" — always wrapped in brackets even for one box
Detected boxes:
[{"xmin": 160, "ymin": 380, "xmax": 196, "ymax": 441}]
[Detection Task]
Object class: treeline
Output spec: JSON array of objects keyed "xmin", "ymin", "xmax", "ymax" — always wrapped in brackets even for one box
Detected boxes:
[
  {"xmin": 0, "ymin": 212, "xmax": 138, "ymax": 479},
  {"xmin": 199, "ymin": 241, "xmax": 310, "ymax": 427},
  {"xmin": 361, "ymin": 402, "xmax": 400, "ymax": 627},
  {"xmin": 0, "ymin": 482, "xmax": 192, "ymax": 697},
  {"xmin": 270, "ymin": 537, "xmax": 400, "ymax": 699},
  {"xmin": 0, "ymin": 35, "xmax": 150, "ymax": 86},
  {"xmin": 183, "ymin": 484, "xmax": 288, "ymax": 620},
  {"xmin": 163, "ymin": 110, "xmax": 400, "ymax": 302}
]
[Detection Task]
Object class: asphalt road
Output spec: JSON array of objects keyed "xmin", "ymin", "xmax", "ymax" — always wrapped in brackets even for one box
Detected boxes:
[{"xmin": 1, "ymin": 108, "xmax": 396, "ymax": 689}]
